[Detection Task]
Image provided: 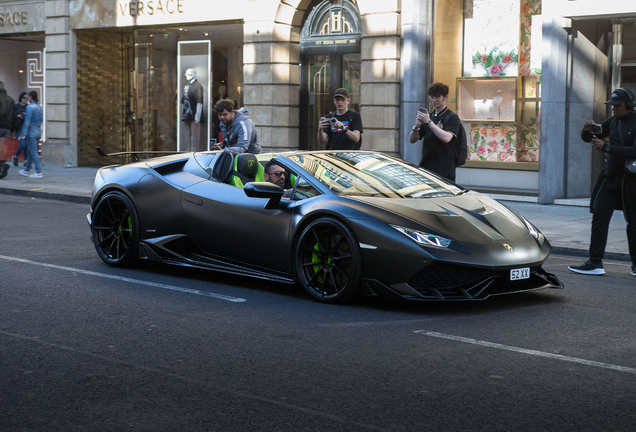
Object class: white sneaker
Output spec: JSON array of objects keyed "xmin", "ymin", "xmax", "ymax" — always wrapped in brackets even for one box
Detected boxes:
[
  {"xmin": 19, "ymin": 169, "xmax": 29, "ymax": 177},
  {"xmin": 29, "ymin": 172, "xmax": 43, "ymax": 178}
]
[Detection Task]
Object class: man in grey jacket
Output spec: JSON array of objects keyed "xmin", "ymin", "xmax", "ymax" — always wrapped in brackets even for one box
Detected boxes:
[{"xmin": 213, "ymin": 99, "xmax": 261, "ymax": 154}]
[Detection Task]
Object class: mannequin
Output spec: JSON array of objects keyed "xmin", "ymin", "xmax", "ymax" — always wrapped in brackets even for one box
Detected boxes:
[{"xmin": 181, "ymin": 68, "xmax": 204, "ymax": 151}]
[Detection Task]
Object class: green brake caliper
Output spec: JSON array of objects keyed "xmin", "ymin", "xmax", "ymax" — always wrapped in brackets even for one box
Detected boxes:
[{"xmin": 312, "ymin": 242, "xmax": 332, "ymax": 284}]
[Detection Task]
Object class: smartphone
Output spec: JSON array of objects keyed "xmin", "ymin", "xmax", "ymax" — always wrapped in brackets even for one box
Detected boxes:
[
  {"xmin": 592, "ymin": 124, "xmax": 603, "ymax": 135},
  {"xmin": 418, "ymin": 107, "xmax": 428, "ymax": 114}
]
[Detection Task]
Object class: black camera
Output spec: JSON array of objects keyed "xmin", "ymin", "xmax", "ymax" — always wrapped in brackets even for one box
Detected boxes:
[
  {"xmin": 329, "ymin": 117, "xmax": 337, "ymax": 127},
  {"xmin": 592, "ymin": 124, "xmax": 603, "ymax": 135},
  {"xmin": 418, "ymin": 106, "xmax": 428, "ymax": 114}
]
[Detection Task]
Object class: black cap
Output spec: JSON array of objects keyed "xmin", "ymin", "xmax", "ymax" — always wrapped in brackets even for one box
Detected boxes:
[
  {"xmin": 605, "ymin": 89, "xmax": 632, "ymax": 105},
  {"xmin": 333, "ymin": 88, "xmax": 349, "ymax": 99}
]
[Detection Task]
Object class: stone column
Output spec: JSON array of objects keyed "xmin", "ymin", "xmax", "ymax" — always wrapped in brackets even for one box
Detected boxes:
[
  {"xmin": 358, "ymin": 0, "xmax": 401, "ymax": 154},
  {"xmin": 400, "ymin": 0, "xmax": 430, "ymax": 164},
  {"xmin": 43, "ymin": 0, "xmax": 76, "ymax": 167},
  {"xmin": 242, "ymin": 1, "xmax": 301, "ymax": 151},
  {"xmin": 538, "ymin": 15, "xmax": 569, "ymax": 204}
]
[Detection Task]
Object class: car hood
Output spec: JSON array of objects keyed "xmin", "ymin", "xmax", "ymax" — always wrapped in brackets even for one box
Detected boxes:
[{"xmin": 347, "ymin": 192, "xmax": 531, "ymax": 244}]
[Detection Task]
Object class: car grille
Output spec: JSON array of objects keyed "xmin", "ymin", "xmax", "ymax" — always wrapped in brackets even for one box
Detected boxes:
[{"xmin": 406, "ymin": 262, "xmax": 544, "ymax": 300}]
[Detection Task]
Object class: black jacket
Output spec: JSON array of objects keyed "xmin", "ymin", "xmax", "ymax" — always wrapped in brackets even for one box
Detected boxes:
[
  {"xmin": 0, "ymin": 88, "xmax": 15, "ymax": 130},
  {"xmin": 583, "ymin": 110, "xmax": 636, "ymax": 211}
]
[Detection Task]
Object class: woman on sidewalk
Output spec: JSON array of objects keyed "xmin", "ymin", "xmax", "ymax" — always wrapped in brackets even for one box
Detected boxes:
[{"xmin": 18, "ymin": 91, "xmax": 43, "ymax": 179}]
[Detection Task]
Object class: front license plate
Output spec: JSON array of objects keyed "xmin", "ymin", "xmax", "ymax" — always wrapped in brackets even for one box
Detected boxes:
[{"xmin": 510, "ymin": 268, "xmax": 530, "ymax": 280}]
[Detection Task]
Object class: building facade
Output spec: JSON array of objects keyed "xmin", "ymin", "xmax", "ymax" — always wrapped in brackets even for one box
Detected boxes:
[{"xmin": 0, "ymin": 0, "xmax": 634, "ymax": 203}]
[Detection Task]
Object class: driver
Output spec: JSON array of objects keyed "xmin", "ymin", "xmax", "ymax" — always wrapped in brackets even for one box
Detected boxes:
[{"xmin": 264, "ymin": 159, "xmax": 291, "ymax": 198}]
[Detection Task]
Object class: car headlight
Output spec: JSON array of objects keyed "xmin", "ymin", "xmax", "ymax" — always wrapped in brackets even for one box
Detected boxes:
[
  {"xmin": 521, "ymin": 217, "xmax": 545, "ymax": 245},
  {"xmin": 390, "ymin": 225, "xmax": 451, "ymax": 248}
]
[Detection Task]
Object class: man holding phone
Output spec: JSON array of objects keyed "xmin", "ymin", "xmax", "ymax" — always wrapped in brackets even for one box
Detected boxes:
[
  {"xmin": 569, "ymin": 88, "xmax": 636, "ymax": 276},
  {"xmin": 318, "ymin": 88, "xmax": 363, "ymax": 150},
  {"xmin": 409, "ymin": 82, "xmax": 460, "ymax": 182}
]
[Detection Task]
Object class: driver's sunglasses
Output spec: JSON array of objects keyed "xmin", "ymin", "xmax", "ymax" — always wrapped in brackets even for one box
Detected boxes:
[{"xmin": 268, "ymin": 170, "xmax": 287, "ymax": 177}]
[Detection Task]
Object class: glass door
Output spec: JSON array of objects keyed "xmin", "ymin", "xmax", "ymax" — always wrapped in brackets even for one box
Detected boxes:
[
  {"xmin": 305, "ymin": 54, "xmax": 331, "ymax": 151},
  {"xmin": 301, "ymin": 52, "xmax": 361, "ymax": 150},
  {"xmin": 299, "ymin": 0, "xmax": 362, "ymax": 150},
  {"xmin": 132, "ymin": 30, "xmax": 179, "ymax": 152}
]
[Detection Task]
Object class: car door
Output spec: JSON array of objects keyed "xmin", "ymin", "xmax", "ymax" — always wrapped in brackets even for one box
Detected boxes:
[{"xmin": 181, "ymin": 179, "xmax": 296, "ymax": 274}]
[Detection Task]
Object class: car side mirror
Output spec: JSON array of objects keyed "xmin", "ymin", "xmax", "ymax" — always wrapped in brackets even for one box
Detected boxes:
[{"xmin": 243, "ymin": 182, "xmax": 284, "ymax": 209}]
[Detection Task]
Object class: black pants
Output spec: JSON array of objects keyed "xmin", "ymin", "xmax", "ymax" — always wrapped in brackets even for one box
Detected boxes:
[
  {"xmin": 589, "ymin": 178, "xmax": 621, "ymax": 264},
  {"xmin": 622, "ymin": 175, "xmax": 636, "ymax": 265},
  {"xmin": 590, "ymin": 176, "xmax": 636, "ymax": 265}
]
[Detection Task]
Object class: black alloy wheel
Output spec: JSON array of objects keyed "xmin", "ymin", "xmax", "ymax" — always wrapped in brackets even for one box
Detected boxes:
[
  {"xmin": 91, "ymin": 191, "xmax": 140, "ymax": 267},
  {"xmin": 295, "ymin": 218, "xmax": 362, "ymax": 303}
]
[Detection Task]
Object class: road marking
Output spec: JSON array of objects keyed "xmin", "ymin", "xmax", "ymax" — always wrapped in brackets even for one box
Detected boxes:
[
  {"xmin": 0, "ymin": 255, "xmax": 246, "ymax": 303},
  {"xmin": 414, "ymin": 330, "xmax": 636, "ymax": 375}
]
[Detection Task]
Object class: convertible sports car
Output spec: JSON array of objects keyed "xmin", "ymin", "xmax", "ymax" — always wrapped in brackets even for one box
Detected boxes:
[{"xmin": 87, "ymin": 149, "xmax": 563, "ymax": 303}]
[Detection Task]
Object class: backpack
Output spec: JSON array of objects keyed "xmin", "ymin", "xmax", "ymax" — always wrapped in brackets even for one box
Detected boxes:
[{"xmin": 454, "ymin": 121, "xmax": 468, "ymax": 166}]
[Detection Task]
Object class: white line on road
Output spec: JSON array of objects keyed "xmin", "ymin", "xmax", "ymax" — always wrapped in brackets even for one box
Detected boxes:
[
  {"xmin": 414, "ymin": 330, "xmax": 636, "ymax": 375},
  {"xmin": 0, "ymin": 254, "xmax": 246, "ymax": 303}
]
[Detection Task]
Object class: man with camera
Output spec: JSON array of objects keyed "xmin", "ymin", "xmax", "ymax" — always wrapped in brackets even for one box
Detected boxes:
[
  {"xmin": 409, "ymin": 82, "xmax": 460, "ymax": 182},
  {"xmin": 569, "ymin": 88, "xmax": 636, "ymax": 276},
  {"xmin": 318, "ymin": 88, "xmax": 362, "ymax": 150}
]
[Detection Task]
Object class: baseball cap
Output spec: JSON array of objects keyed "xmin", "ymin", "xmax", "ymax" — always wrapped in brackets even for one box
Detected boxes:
[
  {"xmin": 605, "ymin": 88, "xmax": 633, "ymax": 105},
  {"xmin": 333, "ymin": 88, "xmax": 349, "ymax": 99}
]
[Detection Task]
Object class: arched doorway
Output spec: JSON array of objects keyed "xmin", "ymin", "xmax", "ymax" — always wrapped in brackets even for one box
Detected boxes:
[{"xmin": 300, "ymin": 0, "xmax": 361, "ymax": 150}]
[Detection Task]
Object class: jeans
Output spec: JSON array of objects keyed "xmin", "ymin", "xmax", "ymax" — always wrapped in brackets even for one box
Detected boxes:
[
  {"xmin": 15, "ymin": 138, "xmax": 28, "ymax": 162},
  {"xmin": 23, "ymin": 131, "xmax": 42, "ymax": 174}
]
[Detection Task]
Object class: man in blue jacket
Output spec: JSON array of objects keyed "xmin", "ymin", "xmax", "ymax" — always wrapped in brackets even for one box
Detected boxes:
[{"xmin": 213, "ymin": 99, "xmax": 261, "ymax": 154}]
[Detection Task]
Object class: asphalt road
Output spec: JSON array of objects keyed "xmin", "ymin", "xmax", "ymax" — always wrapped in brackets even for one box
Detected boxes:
[{"xmin": 1, "ymin": 194, "xmax": 635, "ymax": 432}]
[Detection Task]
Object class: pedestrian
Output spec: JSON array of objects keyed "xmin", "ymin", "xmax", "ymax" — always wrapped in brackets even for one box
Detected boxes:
[
  {"xmin": 568, "ymin": 88, "xmax": 636, "ymax": 276},
  {"xmin": 408, "ymin": 82, "xmax": 461, "ymax": 182},
  {"xmin": 213, "ymin": 99, "xmax": 261, "ymax": 154},
  {"xmin": 317, "ymin": 88, "xmax": 362, "ymax": 150},
  {"xmin": 12, "ymin": 91, "xmax": 29, "ymax": 167},
  {"xmin": 18, "ymin": 91, "xmax": 44, "ymax": 179},
  {"xmin": 0, "ymin": 81, "xmax": 15, "ymax": 179}
]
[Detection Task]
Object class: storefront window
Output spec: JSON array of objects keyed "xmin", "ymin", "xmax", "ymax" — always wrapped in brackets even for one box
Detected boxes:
[
  {"xmin": 435, "ymin": 0, "xmax": 542, "ymax": 166},
  {"xmin": 0, "ymin": 34, "xmax": 46, "ymax": 160},
  {"xmin": 77, "ymin": 23, "xmax": 243, "ymax": 166}
]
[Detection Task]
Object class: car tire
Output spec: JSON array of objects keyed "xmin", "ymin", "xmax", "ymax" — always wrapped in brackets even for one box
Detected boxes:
[
  {"xmin": 91, "ymin": 191, "xmax": 140, "ymax": 268},
  {"xmin": 294, "ymin": 218, "xmax": 362, "ymax": 303}
]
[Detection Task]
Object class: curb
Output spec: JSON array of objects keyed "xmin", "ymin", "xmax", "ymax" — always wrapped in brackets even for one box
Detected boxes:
[
  {"xmin": 0, "ymin": 187, "xmax": 91, "ymax": 204},
  {"xmin": 551, "ymin": 246, "xmax": 630, "ymax": 262}
]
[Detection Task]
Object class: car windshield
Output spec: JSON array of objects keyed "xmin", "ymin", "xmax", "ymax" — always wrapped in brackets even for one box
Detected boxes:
[{"xmin": 287, "ymin": 152, "xmax": 467, "ymax": 198}]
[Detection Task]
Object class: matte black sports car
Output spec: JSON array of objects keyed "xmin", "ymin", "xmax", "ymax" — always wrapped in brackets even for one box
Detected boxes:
[{"xmin": 87, "ymin": 149, "xmax": 563, "ymax": 303}]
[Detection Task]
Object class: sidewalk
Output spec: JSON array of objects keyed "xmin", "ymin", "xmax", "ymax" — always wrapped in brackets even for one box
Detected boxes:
[{"xmin": 0, "ymin": 164, "xmax": 631, "ymax": 261}]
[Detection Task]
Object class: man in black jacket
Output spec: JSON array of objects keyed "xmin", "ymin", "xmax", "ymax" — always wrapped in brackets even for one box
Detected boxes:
[
  {"xmin": 0, "ymin": 81, "xmax": 15, "ymax": 179},
  {"xmin": 569, "ymin": 88, "xmax": 636, "ymax": 276}
]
